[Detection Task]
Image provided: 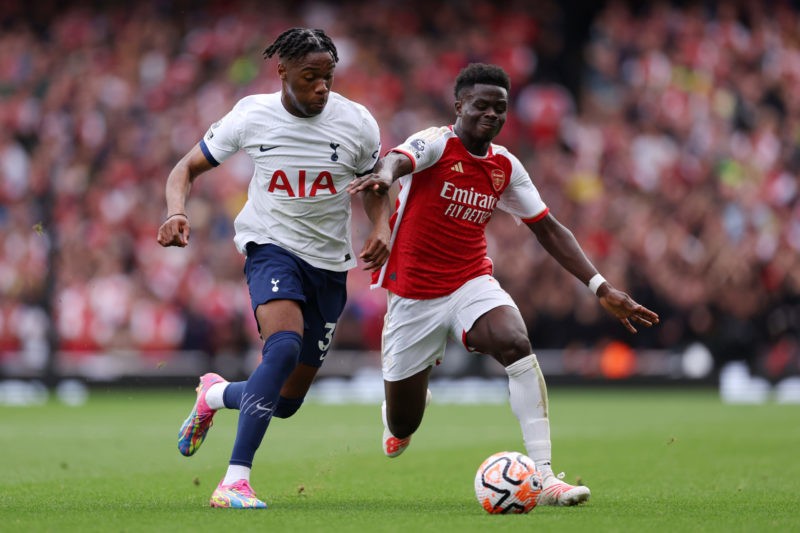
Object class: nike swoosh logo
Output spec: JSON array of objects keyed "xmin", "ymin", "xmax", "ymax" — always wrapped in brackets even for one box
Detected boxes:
[
  {"xmin": 260, "ymin": 145, "xmax": 279, "ymax": 152},
  {"xmin": 254, "ymin": 403, "xmax": 273, "ymax": 412}
]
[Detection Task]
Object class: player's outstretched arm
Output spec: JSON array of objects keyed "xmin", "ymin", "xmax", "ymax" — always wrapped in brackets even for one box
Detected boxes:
[
  {"xmin": 157, "ymin": 144, "xmax": 214, "ymax": 248},
  {"xmin": 527, "ymin": 213, "xmax": 659, "ymax": 333},
  {"xmin": 347, "ymin": 152, "xmax": 412, "ymax": 195},
  {"xmin": 359, "ymin": 188, "xmax": 391, "ymax": 271}
]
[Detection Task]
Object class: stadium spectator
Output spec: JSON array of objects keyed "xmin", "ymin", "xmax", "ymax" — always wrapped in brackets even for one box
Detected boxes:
[{"xmin": 0, "ymin": 0, "xmax": 798, "ymax": 382}]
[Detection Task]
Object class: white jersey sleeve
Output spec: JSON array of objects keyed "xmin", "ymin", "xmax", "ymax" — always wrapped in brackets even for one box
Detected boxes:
[
  {"xmin": 391, "ymin": 126, "xmax": 449, "ymax": 173},
  {"xmin": 494, "ymin": 147, "xmax": 548, "ymax": 221},
  {"xmin": 201, "ymin": 100, "xmax": 247, "ymax": 164},
  {"xmin": 354, "ymin": 108, "xmax": 381, "ymax": 176}
]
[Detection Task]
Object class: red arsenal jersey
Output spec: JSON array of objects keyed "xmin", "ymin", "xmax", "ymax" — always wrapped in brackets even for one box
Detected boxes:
[{"xmin": 373, "ymin": 126, "xmax": 548, "ymax": 299}]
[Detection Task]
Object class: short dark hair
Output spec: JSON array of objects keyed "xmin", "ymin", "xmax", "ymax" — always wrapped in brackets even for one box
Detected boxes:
[
  {"xmin": 454, "ymin": 63, "xmax": 510, "ymax": 98},
  {"xmin": 263, "ymin": 28, "xmax": 339, "ymax": 63}
]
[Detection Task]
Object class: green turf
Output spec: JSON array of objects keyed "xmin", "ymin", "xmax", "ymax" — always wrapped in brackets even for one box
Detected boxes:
[{"xmin": 1, "ymin": 387, "xmax": 798, "ymax": 532}]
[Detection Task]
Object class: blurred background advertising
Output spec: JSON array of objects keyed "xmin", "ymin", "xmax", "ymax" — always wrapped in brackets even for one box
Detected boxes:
[{"xmin": 1, "ymin": 0, "xmax": 798, "ymax": 399}]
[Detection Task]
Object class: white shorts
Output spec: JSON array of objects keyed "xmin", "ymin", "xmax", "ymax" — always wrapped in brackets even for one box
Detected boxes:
[{"xmin": 381, "ymin": 275, "xmax": 518, "ymax": 382}]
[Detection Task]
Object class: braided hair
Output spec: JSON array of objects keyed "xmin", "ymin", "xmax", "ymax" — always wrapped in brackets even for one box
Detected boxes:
[
  {"xmin": 263, "ymin": 28, "xmax": 339, "ymax": 63},
  {"xmin": 454, "ymin": 63, "xmax": 510, "ymax": 98}
]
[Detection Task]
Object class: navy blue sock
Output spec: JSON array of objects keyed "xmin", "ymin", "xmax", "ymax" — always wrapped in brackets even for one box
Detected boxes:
[
  {"xmin": 222, "ymin": 381, "xmax": 246, "ymax": 409},
  {"xmin": 273, "ymin": 395, "xmax": 305, "ymax": 418},
  {"xmin": 222, "ymin": 388, "xmax": 306, "ymax": 417},
  {"xmin": 229, "ymin": 331, "xmax": 301, "ymax": 467}
]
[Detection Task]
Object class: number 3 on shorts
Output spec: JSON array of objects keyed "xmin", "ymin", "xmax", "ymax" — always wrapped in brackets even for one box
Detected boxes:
[{"xmin": 318, "ymin": 322, "xmax": 337, "ymax": 359}]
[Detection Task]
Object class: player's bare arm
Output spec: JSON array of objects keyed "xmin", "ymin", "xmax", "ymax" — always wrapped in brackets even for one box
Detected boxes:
[
  {"xmin": 359, "ymin": 188, "xmax": 392, "ymax": 271},
  {"xmin": 528, "ymin": 213, "xmax": 659, "ymax": 333},
  {"xmin": 157, "ymin": 144, "xmax": 214, "ymax": 248},
  {"xmin": 347, "ymin": 151, "xmax": 413, "ymax": 195}
]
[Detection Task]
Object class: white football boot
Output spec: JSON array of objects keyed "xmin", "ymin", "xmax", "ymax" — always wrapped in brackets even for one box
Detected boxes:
[
  {"xmin": 537, "ymin": 472, "xmax": 591, "ymax": 506},
  {"xmin": 381, "ymin": 389, "xmax": 432, "ymax": 458}
]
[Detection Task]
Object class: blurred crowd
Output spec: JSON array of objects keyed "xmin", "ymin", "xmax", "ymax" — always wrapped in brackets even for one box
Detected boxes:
[{"xmin": 0, "ymin": 0, "xmax": 798, "ymax": 379}]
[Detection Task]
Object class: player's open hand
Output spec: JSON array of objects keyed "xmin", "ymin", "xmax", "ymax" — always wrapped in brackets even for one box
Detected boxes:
[
  {"xmin": 597, "ymin": 287, "xmax": 659, "ymax": 333},
  {"xmin": 347, "ymin": 172, "xmax": 393, "ymax": 195},
  {"xmin": 157, "ymin": 214, "xmax": 190, "ymax": 247}
]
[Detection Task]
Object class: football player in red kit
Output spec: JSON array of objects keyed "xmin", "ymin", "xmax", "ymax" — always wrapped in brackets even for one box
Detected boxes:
[{"xmin": 348, "ymin": 63, "xmax": 659, "ymax": 506}]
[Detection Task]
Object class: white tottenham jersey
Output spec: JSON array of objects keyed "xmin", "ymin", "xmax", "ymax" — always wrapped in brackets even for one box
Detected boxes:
[{"xmin": 200, "ymin": 92, "xmax": 381, "ymax": 271}]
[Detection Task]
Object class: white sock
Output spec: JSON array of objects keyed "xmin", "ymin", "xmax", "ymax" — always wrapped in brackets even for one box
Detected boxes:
[
  {"xmin": 222, "ymin": 464, "xmax": 251, "ymax": 486},
  {"xmin": 538, "ymin": 462, "xmax": 554, "ymax": 478},
  {"xmin": 205, "ymin": 382, "xmax": 228, "ymax": 410},
  {"xmin": 505, "ymin": 354, "xmax": 552, "ymax": 471}
]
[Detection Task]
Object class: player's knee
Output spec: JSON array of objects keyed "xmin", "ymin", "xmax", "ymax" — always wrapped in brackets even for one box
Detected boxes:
[
  {"xmin": 273, "ymin": 395, "xmax": 304, "ymax": 418},
  {"xmin": 262, "ymin": 331, "xmax": 302, "ymax": 373},
  {"xmin": 494, "ymin": 335, "xmax": 532, "ymax": 366}
]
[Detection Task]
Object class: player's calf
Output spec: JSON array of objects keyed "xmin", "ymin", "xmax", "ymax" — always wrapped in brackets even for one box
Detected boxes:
[{"xmin": 381, "ymin": 389, "xmax": 431, "ymax": 458}]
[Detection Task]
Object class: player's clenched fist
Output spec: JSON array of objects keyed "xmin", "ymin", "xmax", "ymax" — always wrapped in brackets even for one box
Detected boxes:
[{"xmin": 157, "ymin": 214, "xmax": 190, "ymax": 247}]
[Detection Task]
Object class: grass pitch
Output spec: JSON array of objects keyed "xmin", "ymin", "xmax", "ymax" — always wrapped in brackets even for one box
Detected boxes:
[{"xmin": 1, "ymin": 386, "xmax": 798, "ymax": 532}]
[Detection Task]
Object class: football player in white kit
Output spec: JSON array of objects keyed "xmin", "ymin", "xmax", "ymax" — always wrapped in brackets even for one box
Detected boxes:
[
  {"xmin": 157, "ymin": 28, "xmax": 390, "ymax": 508},
  {"xmin": 348, "ymin": 63, "xmax": 659, "ymax": 506}
]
